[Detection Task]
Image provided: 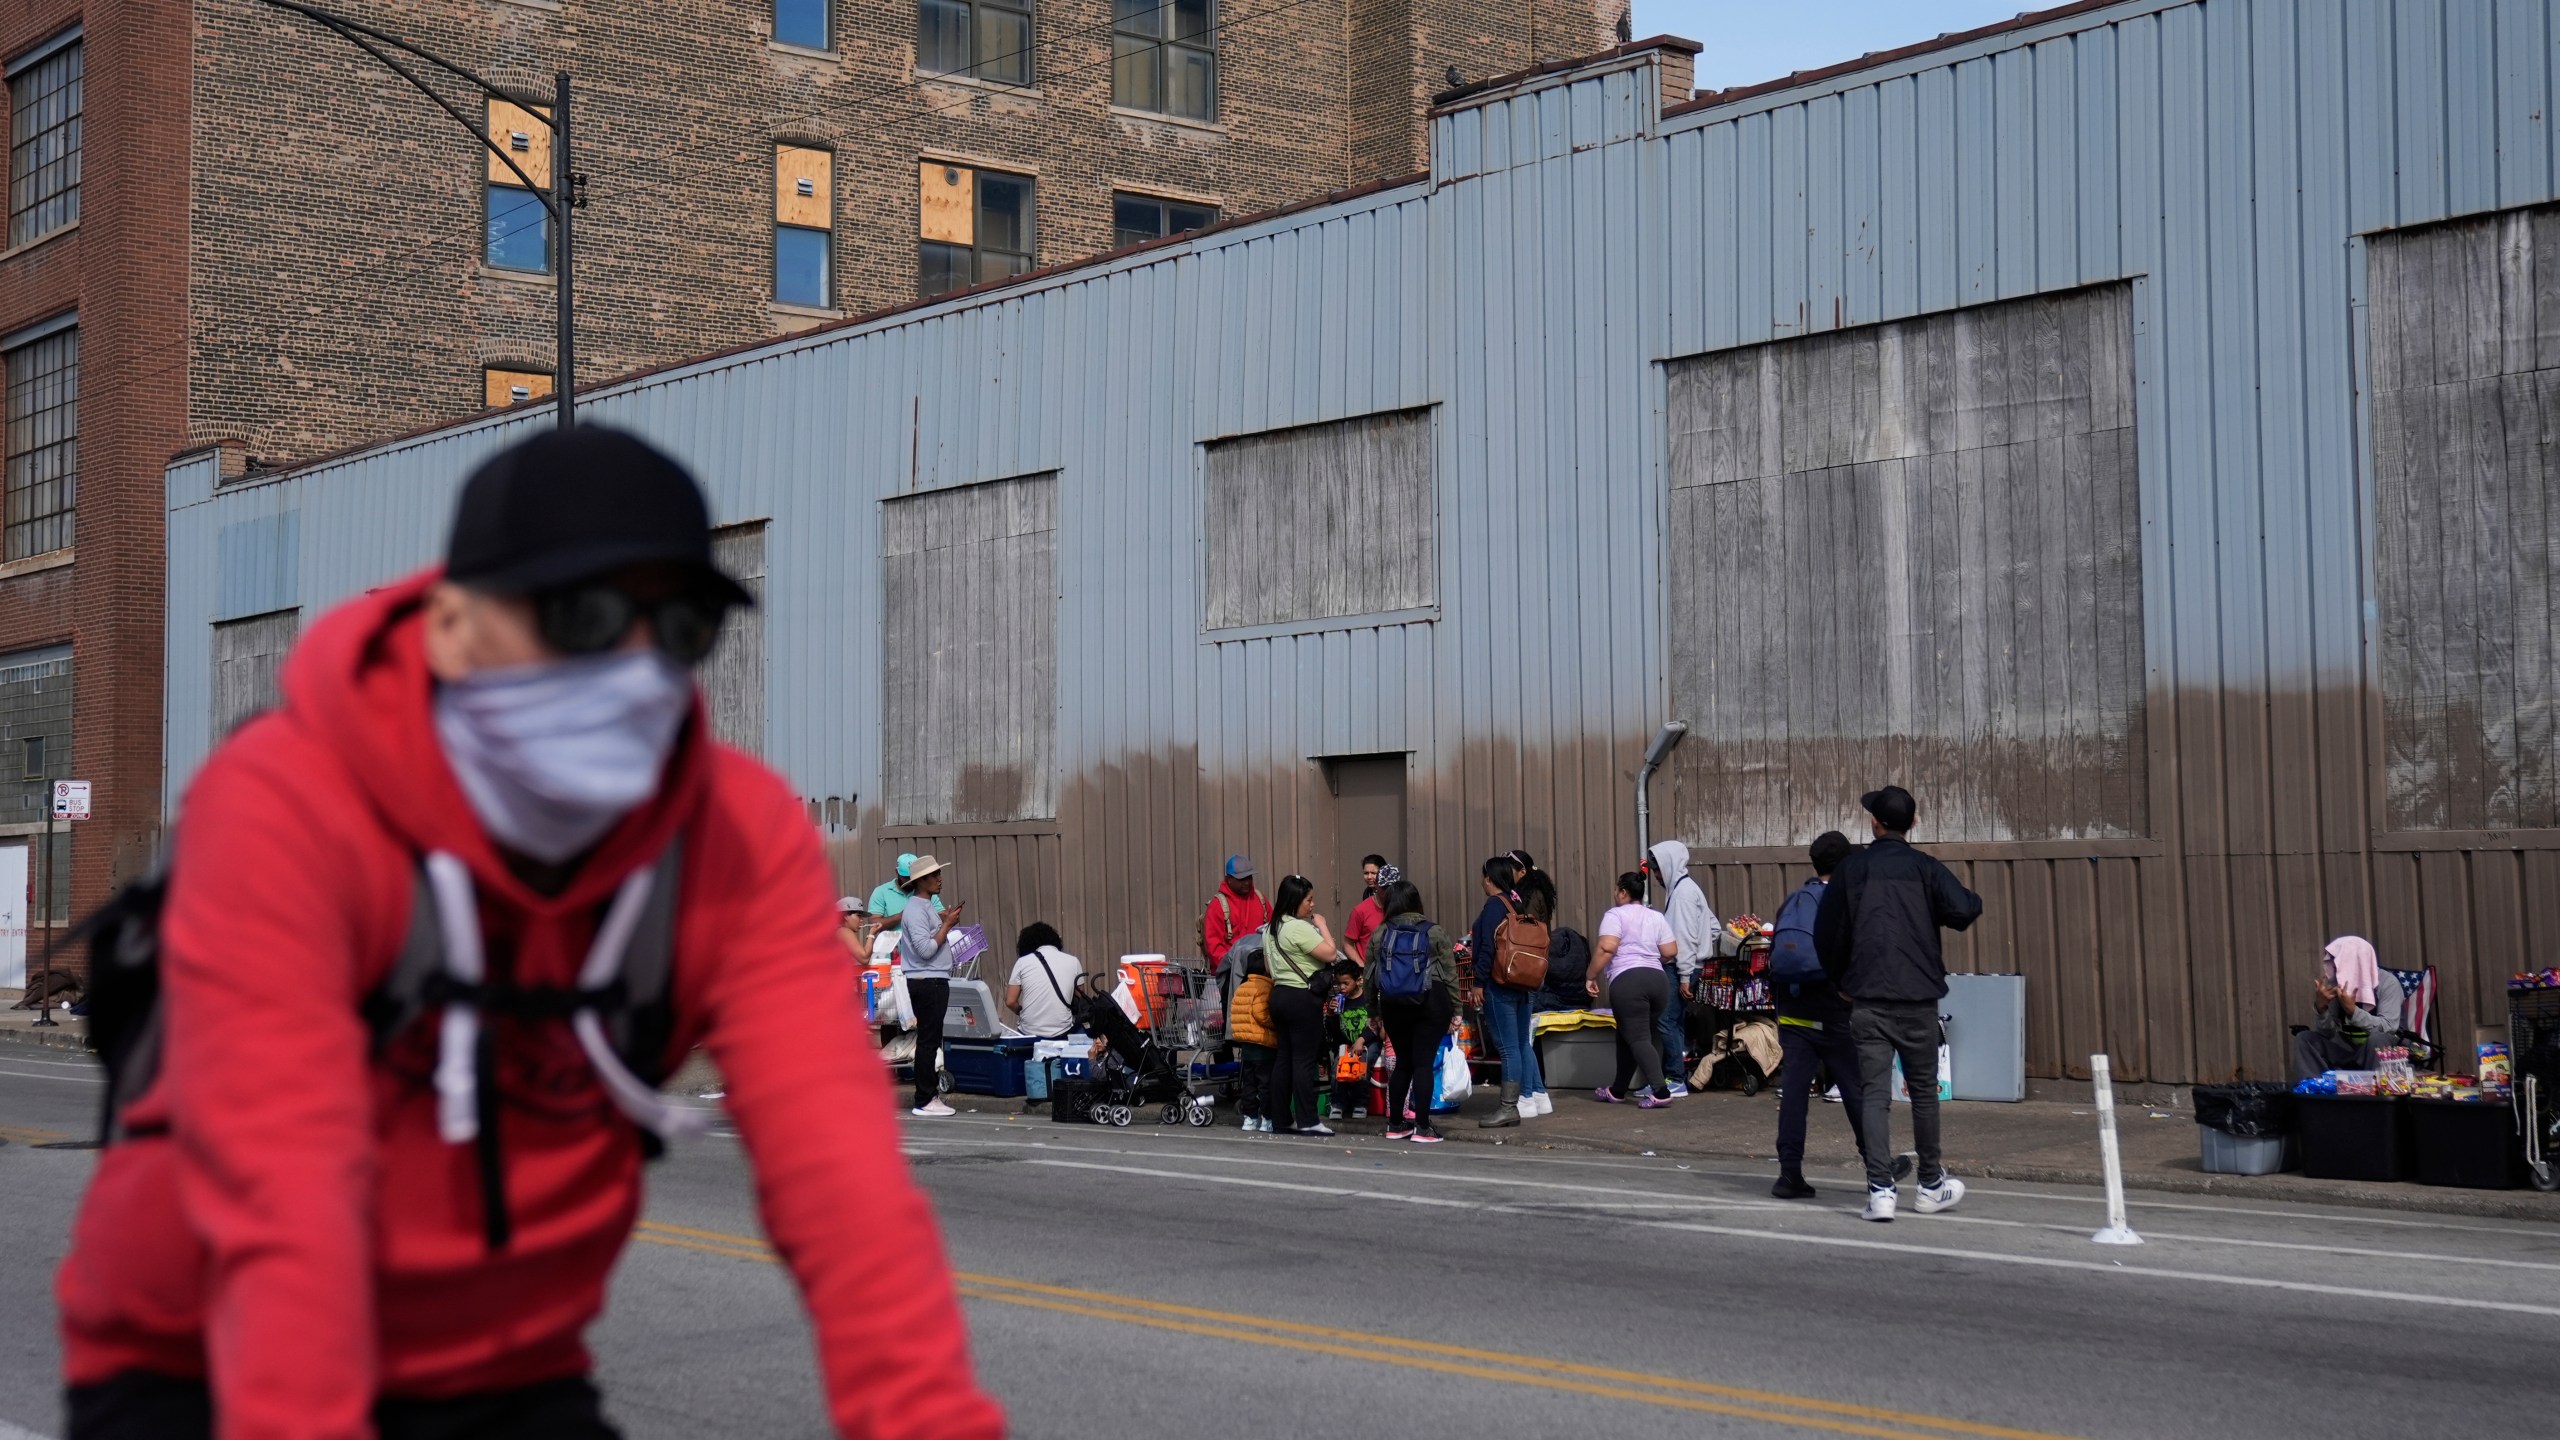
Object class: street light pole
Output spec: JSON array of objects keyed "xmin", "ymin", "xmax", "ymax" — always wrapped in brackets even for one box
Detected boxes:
[
  {"xmin": 249, "ymin": 0, "xmax": 578, "ymax": 428},
  {"xmin": 553, "ymin": 70, "xmax": 575, "ymax": 429}
]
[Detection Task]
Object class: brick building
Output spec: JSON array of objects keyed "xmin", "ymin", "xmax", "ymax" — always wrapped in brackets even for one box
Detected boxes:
[{"xmin": 0, "ymin": 0, "xmax": 1620, "ymax": 964}]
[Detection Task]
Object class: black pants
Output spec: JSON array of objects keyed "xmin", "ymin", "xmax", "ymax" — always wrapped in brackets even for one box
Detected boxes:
[
  {"xmin": 1236, "ymin": 1041, "xmax": 1274, "ymax": 1118},
  {"xmin": 1775, "ymin": 1016, "xmax": 1870, "ymax": 1171},
  {"xmin": 909, "ymin": 976, "xmax": 950, "ymax": 1108},
  {"xmin": 1606, "ymin": 967, "xmax": 1673, "ymax": 1098},
  {"xmin": 69, "ymin": 1372, "xmax": 619, "ymax": 1440},
  {"xmin": 2291, "ymin": 1027, "xmax": 2371, "ymax": 1082},
  {"xmin": 1379, "ymin": 994, "xmax": 1455, "ymax": 1124},
  {"xmin": 1267, "ymin": 983, "xmax": 1327, "ymax": 1131}
]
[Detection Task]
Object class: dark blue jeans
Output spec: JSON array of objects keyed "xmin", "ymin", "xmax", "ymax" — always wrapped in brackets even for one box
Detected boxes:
[
  {"xmin": 1482, "ymin": 984, "xmax": 1544, "ymax": 1096},
  {"xmin": 1775, "ymin": 1015, "xmax": 1870, "ymax": 1171},
  {"xmin": 1658, "ymin": 979, "xmax": 1689, "ymax": 1084}
]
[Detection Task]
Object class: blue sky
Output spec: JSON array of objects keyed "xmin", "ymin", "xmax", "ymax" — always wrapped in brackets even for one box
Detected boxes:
[{"xmin": 1631, "ymin": 1, "xmax": 2036, "ymax": 94}]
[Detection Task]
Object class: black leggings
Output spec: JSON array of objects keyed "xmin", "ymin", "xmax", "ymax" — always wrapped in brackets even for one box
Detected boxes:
[
  {"xmin": 1607, "ymin": 966, "xmax": 1672, "ymax": 1099},
  {"xmin": 908, "ymin": 976, "xmax": 950, "ymax": 1108},
  {"xmin": 1379, "ymin": 994, "xmax": 1456, "ymax": 1124},
  {"xmin": 1267, "ymin": 983, "xmax": 1328, "ymax": 1130}
]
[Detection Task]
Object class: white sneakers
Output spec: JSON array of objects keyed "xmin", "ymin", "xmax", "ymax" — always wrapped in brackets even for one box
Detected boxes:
[
  {"xmin": 1521, "ymin": 1090, "xmax": 1552, "ymax": 1117},
  {"xmin": 911, "ymin": 1099, "xmax": 956, "ymax": 1118},
  {"xmin": 1239, "ymin": 1114, "xmax": 1259, "ymax": 1131},
  {"xmin": 1865, "ymin": 1175, "xmax": 1965, "ymax": 1222}
]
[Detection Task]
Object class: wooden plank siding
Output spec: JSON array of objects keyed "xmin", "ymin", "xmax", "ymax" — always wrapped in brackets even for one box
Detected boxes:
[
  {"xmin": 1202, "ymin": 408, "xmax": 1435, "ymax": 632},
  {"xmin": 2372, "ymin": 204, "xmax": 2560, "ymax": 833},
  {"xmin": 1662, "ymin": 284, "xmax": 2146, "ymax": 848},
  {"xmin": 209, "ymin": 610, "xmax": 298, "ymax": 741},
  {"xmin": 703, "ymin": 523, "xmax": 766, "ymax": 755},
  {"xmin": 881, "ymin": 474, "xmax": 1060, "ymax": 826}
]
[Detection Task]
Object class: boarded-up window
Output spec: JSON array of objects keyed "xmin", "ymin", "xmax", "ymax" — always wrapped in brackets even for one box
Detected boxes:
[
  {"xmin": 704, "ymin": 522, "xmax": 766, "ymax": 755},
  {"xmin": 1663, "ymin": 284, "xmax": 2145, "ymax": 846},
  {"xmin": 882, "ymin": 474, "xmax": 1057, "ymax": 823},
  {"xmin": 2370, "ymin": 205, "xmax": 2560, "ymax": 832},
  {"xmin": 212, "ymin": 610, "xmax": 296, "ymax": 740},
  {"xmin": 1203, "ymin": 408, "xmax": 1433, "ymax": 631}
]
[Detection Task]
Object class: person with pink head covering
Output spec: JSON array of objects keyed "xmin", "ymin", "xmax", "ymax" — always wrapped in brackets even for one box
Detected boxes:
[{"xmin": 2290, "ymin": 935, "xmax": 2409, "ymax": 1081}]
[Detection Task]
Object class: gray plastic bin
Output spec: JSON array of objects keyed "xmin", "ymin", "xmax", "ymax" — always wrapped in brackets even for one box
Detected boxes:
[{"xmin": 2198, "ymin": 1125, "xmax": 2287, "ymax": 1175}]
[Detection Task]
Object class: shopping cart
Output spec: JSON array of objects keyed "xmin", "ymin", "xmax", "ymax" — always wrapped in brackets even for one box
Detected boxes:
[
  {"xmin": 2510, "ymin": 986, "xmax": 2560, "ymax": 1191},
  {"xmin": 1140, "ymin": 961, "xmax": 1234, "ymax": 1123}
]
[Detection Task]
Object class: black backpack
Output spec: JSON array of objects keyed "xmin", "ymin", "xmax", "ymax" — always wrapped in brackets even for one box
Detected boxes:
[
  {"xmin": 80, "ymin": 842, "xmax": 689, "ymax": 1252},
  {"xmin": 1540, "ymin": 927, "xmax": 1592, "ymax": 1007}
]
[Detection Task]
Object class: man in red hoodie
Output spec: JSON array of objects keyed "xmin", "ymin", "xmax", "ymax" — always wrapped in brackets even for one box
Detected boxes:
[
  {"xmin": 1201, "ymin": 855, "xmax": 1271, "ymax": 983},
  {"xmin": 54, "ymin": 428, "xmax": 1003, "ymax": 1440}
]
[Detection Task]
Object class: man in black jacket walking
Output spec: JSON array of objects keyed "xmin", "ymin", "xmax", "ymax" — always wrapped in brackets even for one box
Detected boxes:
[{"xmin": 1814, "ymin": 785, "xmax": 1984, "ymax": 1222}]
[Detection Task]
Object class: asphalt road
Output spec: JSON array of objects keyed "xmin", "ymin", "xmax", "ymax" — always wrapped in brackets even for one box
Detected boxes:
[{"xmin": 5, "ymin": 1054, "xmax": 2559, "ymax": 1440}]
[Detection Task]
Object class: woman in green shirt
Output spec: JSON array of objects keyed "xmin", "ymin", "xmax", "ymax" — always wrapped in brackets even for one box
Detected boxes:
[{"xmin": 1263, "ymin": 873, "xmax": 1339, "ymax": 1136}]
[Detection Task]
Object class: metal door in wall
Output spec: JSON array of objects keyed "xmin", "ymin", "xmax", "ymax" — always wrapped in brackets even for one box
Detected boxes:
[
  {"xmin": 1323, "ymin": 755, "xmax": 1406, "ymax": 920},
  {"xmin": 0, "ymin": 842, "xmax": 24, "ymax": 989}
]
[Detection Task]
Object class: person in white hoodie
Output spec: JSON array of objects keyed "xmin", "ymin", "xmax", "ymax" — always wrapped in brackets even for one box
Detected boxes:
[{"xmin": 1645, "ymin": 840, "xmax": 1721, "ymax": 1096}]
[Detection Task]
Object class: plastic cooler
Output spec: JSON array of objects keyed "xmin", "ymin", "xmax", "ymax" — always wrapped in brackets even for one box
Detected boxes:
[
  {"xmin": 944, "ymin": 1037, "xmax": 1033, "ymax": 1097},
  {"xmin": 2197, "ymin": 1127, "xmax": 2288, "ymax": 1175},
  {"xmin": 1537, "ymin": 1027, "xmax": 1618, "ymax": 1091},
  {"xmin": 2294, "ymin": 1095, "xmax": 2412, "ymax": 1182},
  {"xmin": 2407, "ymin": 1097, "xmax": 2525, "ymax": 1189}
]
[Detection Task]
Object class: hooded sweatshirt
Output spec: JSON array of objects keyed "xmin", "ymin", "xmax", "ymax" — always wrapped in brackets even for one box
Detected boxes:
[
  {"xmin": 54, "ymin": 573, "xmax": 1002, "ymax": 1440},
  {"xmin": 1648, "ymin": 841, "xmax": 1721, "ymax": 984}
]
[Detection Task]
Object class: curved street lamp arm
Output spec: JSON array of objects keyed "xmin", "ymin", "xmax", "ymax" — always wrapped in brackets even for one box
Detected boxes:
[{"xmin": 250, "ymin": 0, "xmax": 560, "ymax": 215}]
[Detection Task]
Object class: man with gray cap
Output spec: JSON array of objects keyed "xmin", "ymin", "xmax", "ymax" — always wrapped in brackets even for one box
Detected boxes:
[
  {"xmin": 56, "ymin": 427, "xmax": 1000, "ymax": 1438},
  {"xmin": 1815, "ymin": 784, "xmax": 1983, "ymax": 1223}
]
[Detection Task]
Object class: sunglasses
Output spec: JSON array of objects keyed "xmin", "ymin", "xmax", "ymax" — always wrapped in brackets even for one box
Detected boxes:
[{"xmin": 534, "ymin": 583, "xmax": 731, "ymax": 666}]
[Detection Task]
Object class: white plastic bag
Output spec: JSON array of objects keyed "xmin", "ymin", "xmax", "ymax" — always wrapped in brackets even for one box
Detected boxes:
[{"xmin": 1433, "ymin": 1036, "xmax": 1472, "ymax": 1109}]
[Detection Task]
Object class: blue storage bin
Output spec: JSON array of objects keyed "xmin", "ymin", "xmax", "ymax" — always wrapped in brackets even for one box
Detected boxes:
[{"xmin": 945, "ymin": 1037, "xmax": 1034, "ymax": 1097}]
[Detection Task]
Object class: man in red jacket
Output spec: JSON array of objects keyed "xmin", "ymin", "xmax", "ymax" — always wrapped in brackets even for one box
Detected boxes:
[
  {"xmin": 55, "ymin": 428, "xmax": 1004, "ymax": 1440},
  {"xmin": 1201, "ymin": 855, "xmax": 1271, "ymax": 981}
]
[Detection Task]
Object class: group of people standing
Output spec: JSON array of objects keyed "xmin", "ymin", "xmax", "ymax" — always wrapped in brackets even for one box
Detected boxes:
[{"xmin": 1191, "ymin": 783, "xmax": 1989, "ymax": 1223}]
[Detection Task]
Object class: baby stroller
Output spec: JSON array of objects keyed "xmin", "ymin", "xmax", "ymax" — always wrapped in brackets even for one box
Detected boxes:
[{"xmin": 1066, "ymin": 988, "xmax": 1218, "ymax": 1128}]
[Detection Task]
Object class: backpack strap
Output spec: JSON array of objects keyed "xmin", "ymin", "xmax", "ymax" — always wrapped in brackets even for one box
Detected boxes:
[{"xmin": 600, "ymin": 837, "xmax": 684, "ymax": 1087}]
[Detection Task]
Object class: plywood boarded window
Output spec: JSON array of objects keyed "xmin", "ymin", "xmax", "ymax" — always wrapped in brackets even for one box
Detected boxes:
[
  {"xmin": 703, "ymin": 522, "xmax": 766, "ymax": 755},
  {"xmin": 212, "ymin": 610, "xmax": 296, "ymax": 740},
  {"xmin": 881, "ymin": 474, "xmax": 1057, "ymax": 824},
  {"xmin": 1663, "ymin": 284, "xmax": 2145, "ymax": 846},
  {"xmin": 1202, "ymin": 408, "xmax": 1434, "ymax": 632},
  {"xmin": 2370, "ymin": 204, "xmax": 2560, "ymax": 832}
]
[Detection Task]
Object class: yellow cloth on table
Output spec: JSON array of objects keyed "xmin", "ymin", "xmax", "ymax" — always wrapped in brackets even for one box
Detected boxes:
[{"xmin": 1531, "ymin": 1009, "xmax": 1616, "ymax": 1035}]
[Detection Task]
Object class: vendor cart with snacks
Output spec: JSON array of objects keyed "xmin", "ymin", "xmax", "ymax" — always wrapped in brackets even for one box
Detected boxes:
[{"xmin": 1693, "ymin": 915, "xmax": 1777, "ymax": 1095}]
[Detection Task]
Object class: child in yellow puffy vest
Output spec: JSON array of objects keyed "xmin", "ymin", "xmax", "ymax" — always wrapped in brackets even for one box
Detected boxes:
[{"xmin": 1228, "ymin": 952, "xmax": 1278, "ymax": 1133}]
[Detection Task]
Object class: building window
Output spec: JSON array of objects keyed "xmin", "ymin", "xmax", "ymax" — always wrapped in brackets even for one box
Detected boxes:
[
  {"xmin": 483, "ymin": 367, "xmax": 553, "ymax": 409},
  {"xmin": 1112, "ymin": 192, "xmax": 1216, "ymax": 249},
  {"xmin": 775, "ymin": 145, "xmax": 833, "ymax": 308},
  {"xmin": 775, "ymin": 0, "xmax": 829, "ymax": 50},
  {"xmin": 1113, "ymin": 0, "xmax": 1214, "ymax": 120},
  {"xmin": 918, "ymin": 162, "xmax": 1033, "ymax": 298},
  {"xmin": 3, "ymin": 322, "xmax": 76, "ymax": 562},
  {"xmin": 6, "ymin": 33, "xmax": 81, "ymax": 248},
  {"xmin": 918, "ymin": 0, "xmax": 1033, "ymax": 85},
  {"xmin": 20, "ymin": 734, "xmax": 40, "ymax": 778},
  {"xmin": 0, "ymin": 642, "xmax": 71, "ymax": 921},
  {"xmin": 483, "ymin": 100, "xmax": 552, "ymax": 274}
]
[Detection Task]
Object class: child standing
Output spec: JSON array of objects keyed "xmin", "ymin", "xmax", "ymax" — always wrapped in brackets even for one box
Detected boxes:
[{"xmin": 1228, "ymin": 949, "xmax": 1278, "ymax": 1133}]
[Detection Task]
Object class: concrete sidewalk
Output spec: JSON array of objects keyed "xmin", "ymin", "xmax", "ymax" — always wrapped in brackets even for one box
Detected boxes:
[{"xmin": 15, "ymin": 1006, "xmax": 2555, "ymax": 1223}]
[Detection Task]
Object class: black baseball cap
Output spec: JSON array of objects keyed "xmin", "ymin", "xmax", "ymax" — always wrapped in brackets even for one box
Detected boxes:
[
  {"xmin": 442, "ymin": 425, "xmax": 755, "ymax": 606},
  {"xmin": 1861, "ymin": 785, "xmax": 1917, "ymax": 832}
]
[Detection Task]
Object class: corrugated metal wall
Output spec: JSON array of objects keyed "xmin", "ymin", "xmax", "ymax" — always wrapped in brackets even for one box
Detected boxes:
[{"xmin": 164, "ymin": 2, "xmax": 2560, "ymax": 1083}]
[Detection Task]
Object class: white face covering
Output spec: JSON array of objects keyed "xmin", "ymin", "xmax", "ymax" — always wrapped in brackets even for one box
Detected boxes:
[{"xmin": 434, "ymin": 650, "xmax": 694, "ymax": 863}]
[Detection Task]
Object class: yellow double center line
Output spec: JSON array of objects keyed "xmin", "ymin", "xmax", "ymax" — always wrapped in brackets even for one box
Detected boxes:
[{"xmin": 633, "ymin": 1220, "xmax": 2091, "ymax": 1440}]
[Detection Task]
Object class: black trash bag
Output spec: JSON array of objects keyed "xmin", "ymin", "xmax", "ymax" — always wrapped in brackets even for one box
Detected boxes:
[{"xmin": 2195, "ymin": 1082, "xmax": 2295, "ymax": 1137}]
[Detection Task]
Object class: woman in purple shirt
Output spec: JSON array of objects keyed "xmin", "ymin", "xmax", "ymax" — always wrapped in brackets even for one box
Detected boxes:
[{"xmin": 1588, "ymin": 871, "xmax": 1680, "ymax": 1107}]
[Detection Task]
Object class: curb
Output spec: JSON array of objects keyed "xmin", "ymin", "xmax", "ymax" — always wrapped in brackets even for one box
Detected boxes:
[
  {"xmin": 1409, "ymin": 1115, "xmax": 2560, "ymax": 1224},
  {"xmin": 0, "ymin": 1022, "xmax": 89, "ymax": 1056}
]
